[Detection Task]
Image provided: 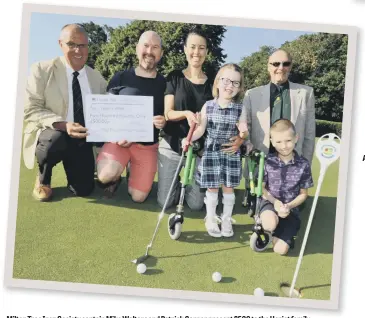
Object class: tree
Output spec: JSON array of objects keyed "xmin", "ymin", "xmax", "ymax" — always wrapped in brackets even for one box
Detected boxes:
[
  {"xmin": 239, "ymin": 33, "xmax": 348, "ymax": 122},
  {"xmin": 239, "ymin": 46, "xmax": 276, "ymax": 89},
  {"xmin": 95, "ymin": 20, "xmax": 227, "ymax": 81},
  {"xmin": 280, "ymin": 34, "xmax": 320, "ymax": 84},
  {"xmin": 303, "ymin": 34, "xmax": 348, "ymax": 121},
  {"xmin": 79, "ymin": 22, "xmax": 114, "ymax": 69},
  {"xmin": 282, "ymin": 33, "xmax": 348, "ymax": 121}
]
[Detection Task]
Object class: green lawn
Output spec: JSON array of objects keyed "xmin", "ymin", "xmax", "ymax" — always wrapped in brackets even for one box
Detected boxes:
[{"xmin": 12, "ymin": 143, "xmax": 339, "ymax": 300}]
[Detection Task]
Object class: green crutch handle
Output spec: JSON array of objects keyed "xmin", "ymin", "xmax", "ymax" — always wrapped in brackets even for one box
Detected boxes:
[
  {"xmin": 188, "ymin": 154, "xmax": 196, "ymax": 185},
  {"xmin": 183, "ymin": 146, "xmax": 194, "ymax": 186},
  {"xmin": 255, "ymin": 151, "xmax": 265, "ymax": 197},
  {"xmin": 247, "ymin": 156, "xmax": 257, "ymax": 195}
]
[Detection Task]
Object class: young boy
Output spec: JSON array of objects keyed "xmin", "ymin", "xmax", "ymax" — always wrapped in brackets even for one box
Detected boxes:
[{"xmin": 259, "ymin": 119, "xmax": 314, "ymax": 255}]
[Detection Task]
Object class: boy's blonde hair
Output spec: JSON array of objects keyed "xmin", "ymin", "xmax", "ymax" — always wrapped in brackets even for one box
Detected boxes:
[
  {"xmin": 212, "ymin": 63, "xmax": 244, "ymax": 102},
  {"xmin": 270, "ymin": 119, "xmax": 297, "ymax": 136}
]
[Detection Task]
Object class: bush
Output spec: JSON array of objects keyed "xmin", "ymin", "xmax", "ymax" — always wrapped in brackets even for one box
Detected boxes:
[{"xmin": 316, "ymin": 120, "xmax": 342, "ymax": 137}]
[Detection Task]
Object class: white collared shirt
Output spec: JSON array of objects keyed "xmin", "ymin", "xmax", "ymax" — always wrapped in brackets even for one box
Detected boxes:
[{"xmin": 65, "ymin": 64, "xmax": 92, "ymax": 123}]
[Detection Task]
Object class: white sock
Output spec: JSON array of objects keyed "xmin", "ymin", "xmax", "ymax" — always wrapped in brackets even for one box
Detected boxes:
[
  {"xmin": 222, "ymin": 192, "xmax": 235, "ymax": 219},
  {"xmin": 204, "ymin": 190, "xmax": 219, "ymax": 220}
]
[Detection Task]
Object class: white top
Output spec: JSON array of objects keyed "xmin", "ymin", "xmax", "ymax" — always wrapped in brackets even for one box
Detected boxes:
[{"xmin": 65, "ymin": 64, "xmax": 91, "ymax": 123}]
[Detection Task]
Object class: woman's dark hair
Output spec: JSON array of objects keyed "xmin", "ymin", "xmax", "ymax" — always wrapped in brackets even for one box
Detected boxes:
[{"xmin": 184, "ymin": 26, "xmax": 209, "ymax": 49}]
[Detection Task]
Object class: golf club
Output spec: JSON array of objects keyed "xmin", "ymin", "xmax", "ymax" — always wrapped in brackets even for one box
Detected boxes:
[
  {"xmin": 131, "ymin": 123, "xmax": 197, "ymax": 264},
  {"xmin": 281, "ymin": 133, "xmax": 341, "ymax": 297}
]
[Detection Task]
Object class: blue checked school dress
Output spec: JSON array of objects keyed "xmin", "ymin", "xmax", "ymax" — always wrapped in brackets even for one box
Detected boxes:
[{"xmin": 196, "ymin": 99, "xmax": 245, "ymax": 188}]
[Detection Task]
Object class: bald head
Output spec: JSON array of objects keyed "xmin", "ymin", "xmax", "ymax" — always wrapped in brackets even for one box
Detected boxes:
[
  {"xmin": 136, "ymin": 30, "xmax": 163, "ymax": 73},
  {"xmin": 59, "ymin": 24, "xmax": 88, "ymax": 42},
  {"xmin": 267, "ymin": 49, "xmax": 293, "ymax": 85},
  {"xmin": 138, "ymin": 30, "xmax": 163, "ymax": 47},
  {"xmin": 269, "ymin": 49, "xmax": 292, "ymax": 63}
]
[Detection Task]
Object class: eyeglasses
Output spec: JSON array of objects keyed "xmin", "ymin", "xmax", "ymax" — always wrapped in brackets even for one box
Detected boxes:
[
  {"xmin": 270, "ymin": 61, "xmax": 292, "ymax": 67},
  {"xmin": 220, "ymin": 77, "xmax": 241, "ymax": 88},
  {"xmin": 65, "ymin": 42, "xmax": 88, "ymax": 50}
]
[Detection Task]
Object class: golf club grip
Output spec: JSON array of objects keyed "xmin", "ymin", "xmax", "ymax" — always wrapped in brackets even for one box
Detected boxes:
[{"xmin": 183, "ymin": 123, "xmax": 197, "ymax": 153}]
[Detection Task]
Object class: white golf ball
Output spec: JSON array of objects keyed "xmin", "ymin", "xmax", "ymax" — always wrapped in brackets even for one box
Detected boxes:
[
  {"xmin": 136, "ymin": 263, "xmax": 147, "ymax": 274},
  {"xmin": 212, "ymin": 272, "xmax": 222, "ymax": 282},
  {"xmin": 254, "ymin": 287, "xmax": 265, "ymax": 296}
]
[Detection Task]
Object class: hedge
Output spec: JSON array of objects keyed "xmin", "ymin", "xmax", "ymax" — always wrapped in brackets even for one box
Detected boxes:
[{"xmin": 316, "ymin": 119, "xmax": 342, "ymax": 137}]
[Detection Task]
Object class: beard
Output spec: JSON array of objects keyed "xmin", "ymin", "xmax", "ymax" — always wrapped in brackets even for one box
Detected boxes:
[{"xmin": 140, "ymin": 54, "xmax": 157, "ymax": 71}]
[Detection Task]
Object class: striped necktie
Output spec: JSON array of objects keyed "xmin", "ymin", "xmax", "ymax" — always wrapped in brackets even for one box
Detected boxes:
[{"xmin": 72, "ymin": 71, "xmax": 85, "ymax": 127}]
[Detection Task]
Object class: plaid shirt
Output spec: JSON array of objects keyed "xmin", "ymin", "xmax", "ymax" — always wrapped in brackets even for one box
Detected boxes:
[{"xmin": 263, "ymin": 150, "xmax": 314, "ymax": 205}]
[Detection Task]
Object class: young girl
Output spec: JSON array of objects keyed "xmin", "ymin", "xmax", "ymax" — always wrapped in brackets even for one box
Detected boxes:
[{"xmin": 183, "ymin": 63, "xmax": 248, "ymax": 238}]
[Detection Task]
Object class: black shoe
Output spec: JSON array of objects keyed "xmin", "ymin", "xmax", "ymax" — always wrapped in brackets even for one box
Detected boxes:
[
  {"xmin": 289, "ymin": 236, "xmax": 296, "ymax": 249},
  {"xmin": 96, "ymin": 177, "xmax": 122, "ymax": 198},
  {"xmin": 67, "ymin": 183, "xmax": 94, "ymax": 197}
]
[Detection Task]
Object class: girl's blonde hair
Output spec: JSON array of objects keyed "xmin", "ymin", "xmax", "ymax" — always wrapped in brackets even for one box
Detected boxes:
[{"xmin": 212, "ymin": 63, "xmax": 245, "ymax": 102}]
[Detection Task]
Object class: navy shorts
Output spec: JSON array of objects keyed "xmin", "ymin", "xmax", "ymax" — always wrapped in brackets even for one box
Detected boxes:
[{"xmin": 258, "ymin": 200, "xmax": 301, "ymax": 246}]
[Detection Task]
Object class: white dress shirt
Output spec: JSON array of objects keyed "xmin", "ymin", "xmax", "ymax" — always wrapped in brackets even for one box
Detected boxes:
[{"xmin": 65, "ymin": 64, "xmax": 92, "ymax": 123}]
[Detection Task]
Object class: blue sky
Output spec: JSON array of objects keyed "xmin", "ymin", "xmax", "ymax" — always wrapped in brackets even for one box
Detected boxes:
[{"xmin": 28, "ymin": 12, "xmax": 313, "ymax": 68}]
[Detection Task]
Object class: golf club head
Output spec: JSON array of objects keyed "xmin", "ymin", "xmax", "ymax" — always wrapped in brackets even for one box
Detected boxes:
[
  {"xmin": 131, "ymin": 255, "xmax": 149, "ymax": 265},
  {"xmin": 280, "ymin": 283, "xmax": 302, "ymax": 298}
]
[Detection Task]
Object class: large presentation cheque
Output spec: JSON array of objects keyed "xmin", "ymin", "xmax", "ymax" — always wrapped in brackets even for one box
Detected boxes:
[{"xmin": 85, "ymin": 94, "xmax": 154, "ymax": 142}]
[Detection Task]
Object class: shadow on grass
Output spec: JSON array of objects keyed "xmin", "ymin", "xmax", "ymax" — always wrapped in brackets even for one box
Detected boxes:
[
  {"xmin": 40, "ymin": 179, "xmax": 337, "ymax": 257},
  {"xmin": 220, "ymin": 276, "xmax": 237, "ymax": 283},
  {"xmin": 144, "ymin": 269, "xmax": 163, "ymax": 275},
  {"xmin": 86, "ymin": 179, "xmax": 163, "ymax": 213},
  {"xmin": 278, "ymin": 282, "xmax": 331, "ymax": 298},
  {"xmin": 179, "ymin": 224, "xmax": 252, "ymax": 244},
  {"xmin": 279, "ymin": 282, "xmax": 331, "ymax": 292},
  {"xmin": 47, "ymin": 186, "xmax": 74, "ymax": 202},
  {"xmin": 300, "ymin": 283, "xmax": 331, "ymax": 292},
  {"xmin": 284, "ymin": 196, "xmax": 337, "ymax": 257},
  {"xmin": 85, "ymin": 181, "xmax": 250, "ymax": 216},
  {"xmin": 157, "ymin": 244, "xmax": 249, "ymax": 260},
  {"xmin": 264, "ymin": 292, "xmax": 279, "ymax": 297},
  {"xmin": 129, "ymin": 255, "xmax": 159, "ymax": 267}
]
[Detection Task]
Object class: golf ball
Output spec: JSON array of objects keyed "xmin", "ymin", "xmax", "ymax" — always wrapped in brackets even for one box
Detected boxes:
[
  {"xmin": 136, "ymin": 263, "xmax": 147, "ymax": 274},
  {"xmin": 254, "ymin": 287, "xmax": 265, "ymax": 296},
  {"xmin": 212, "ymin": 272, "xmax": 222, "ymax": 282}
]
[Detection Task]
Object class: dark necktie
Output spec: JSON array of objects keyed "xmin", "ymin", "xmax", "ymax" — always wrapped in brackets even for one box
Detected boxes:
[
  {"xmin": 72, "ymin": 71, "xmax": 85, "ymax": 127},
  {"xmin": 271, "ymin": 86, "xmax": 283, "ymax": 125},
  {"xmin": 269, "ymin": 86, "xmax": 283, "ymax": 153}
]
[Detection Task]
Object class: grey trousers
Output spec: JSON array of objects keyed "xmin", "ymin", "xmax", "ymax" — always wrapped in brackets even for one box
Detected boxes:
[{"xmin": 157, "ymin": 138, "xmax": 205, "ymax": 211}]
